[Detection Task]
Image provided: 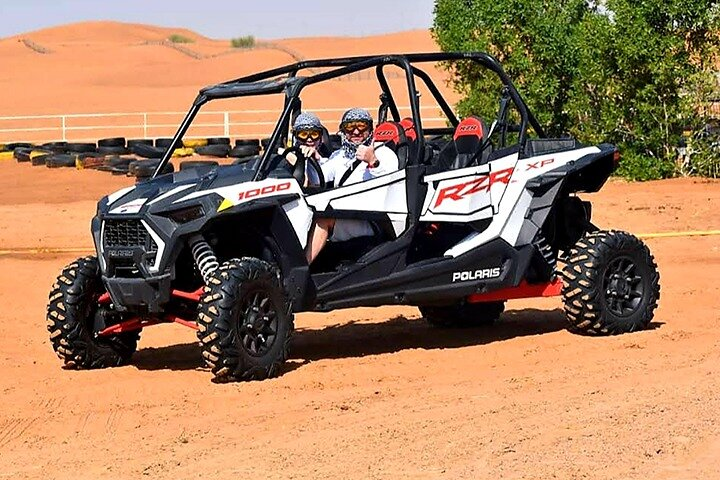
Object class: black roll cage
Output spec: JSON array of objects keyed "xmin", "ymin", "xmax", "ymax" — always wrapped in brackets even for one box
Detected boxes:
[{"xmin": 152, "ymin": 52, "xmax": 545, "ymax": 179}]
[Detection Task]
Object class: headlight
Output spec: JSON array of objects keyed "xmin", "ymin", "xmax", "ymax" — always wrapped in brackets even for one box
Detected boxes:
[{"xmin": 165, "ymin": 205, "xmax": 205, "ymax": 224}]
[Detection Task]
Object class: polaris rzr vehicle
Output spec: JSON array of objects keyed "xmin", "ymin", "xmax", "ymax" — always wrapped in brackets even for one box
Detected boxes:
[{"xmin": 47, "ymin": 52, "xmax": 660, "ymax": 382}]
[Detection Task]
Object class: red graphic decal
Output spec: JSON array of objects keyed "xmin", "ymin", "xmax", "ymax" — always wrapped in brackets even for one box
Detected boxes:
[
  {"xmin": 239, "ymin": 181, "xmax": 291, "ymax": 200},
  {"xmin": 525, "ymin": 158, "xmax": 555, "ymax": 170},
  {"xmin": 434, "ymin": 167, "xmax": 514, "ymax": 208}
]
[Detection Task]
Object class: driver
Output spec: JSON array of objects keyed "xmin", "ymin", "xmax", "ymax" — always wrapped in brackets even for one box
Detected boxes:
[
  {"xmin": 292, "ymin": 111, "xmax": 331, "ymax": 163},
  {"xmin": 305, "ymin": 107, "xmax": 399, "ymax": 263}
]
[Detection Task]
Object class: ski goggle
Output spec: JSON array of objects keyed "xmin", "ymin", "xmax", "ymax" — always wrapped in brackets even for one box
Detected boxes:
[
  {"xmin": 295, "ymin": 129, "xmax": 322, "ymax": 141},
  {"xmin": 341, "ymin": 121, "xmax": 371, "ymax": 134}
]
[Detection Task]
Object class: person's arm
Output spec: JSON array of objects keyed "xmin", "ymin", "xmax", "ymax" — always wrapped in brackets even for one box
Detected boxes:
[{"xmin": 356, "ymin": 144, "xmax": 398, "ymax": 178}]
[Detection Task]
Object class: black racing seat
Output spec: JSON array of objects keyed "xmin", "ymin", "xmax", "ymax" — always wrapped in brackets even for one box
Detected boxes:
[
  {"xmin": 450, "ymin": 116, "xmax": 491, "ymax": 170},
  {"xmin": 373, "ymin": 121, "xmax": 409, "ymax": 168}
]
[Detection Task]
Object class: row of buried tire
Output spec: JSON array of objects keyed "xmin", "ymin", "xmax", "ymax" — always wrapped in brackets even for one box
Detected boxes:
[{"xmin": 1, "ymin": 136, "xmax": 273, "ymax": 181}]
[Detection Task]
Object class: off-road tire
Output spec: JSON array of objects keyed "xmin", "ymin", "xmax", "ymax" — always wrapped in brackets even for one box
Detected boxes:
[
  {"xmin": 47, "ymin": 256, "xmax": 139, "ymax": 368},
  {"xmin": 206, "ymin": 137, "xmax": 231, "ymax": 145},
  {"xmin": 420, "ymin": 301, "xmax": 505, "ymax": 328},
  {"xmin": 562, "ymin": 230, "xmax": 660, "ymax": 335},
  {"xmin": 235, "ymin": 138, "xmax": 260, "ymax": 147},
  {"xmin": 98, "ymin": 137, "xmax": 126, "ymax": 148},
  {"xmin": 194, "ymin": 144, "xmax": 230, "ymax": 157},
  {"xmin": 197, "ymin": 258, "xmax": 294, "ymax": 382},
  {"xmin": 229, "ymin": 145, "xmax": 260, "ymax": 158}
]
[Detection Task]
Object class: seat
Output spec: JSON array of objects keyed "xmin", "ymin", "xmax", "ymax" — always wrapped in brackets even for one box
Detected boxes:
[
  {"xmin": 373, "ymin": 121, "xmax": 410, "ymax": 168},
  {"xmin": 450, "ymin": 116, "xmax": 490, "ymax": 170},
  {"xmin": 399, "ymin": 117, "xmax": 419, "ymax": 162}
]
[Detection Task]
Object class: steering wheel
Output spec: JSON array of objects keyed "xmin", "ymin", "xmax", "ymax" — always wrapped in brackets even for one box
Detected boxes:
[{"xmin": 281, "ymin": 146, "xmax": 325, "ymax": 189}]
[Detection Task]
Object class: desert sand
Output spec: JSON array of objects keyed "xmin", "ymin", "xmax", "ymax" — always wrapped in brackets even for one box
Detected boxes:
[{"xmin": 0, "ymin": 21, "xmax": 719, "ymax": 480}]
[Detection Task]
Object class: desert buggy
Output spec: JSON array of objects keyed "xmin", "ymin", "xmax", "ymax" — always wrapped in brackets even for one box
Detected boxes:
[{"xmin": 47, "ymin": 52, "xmax": 660, "ymax": 382}]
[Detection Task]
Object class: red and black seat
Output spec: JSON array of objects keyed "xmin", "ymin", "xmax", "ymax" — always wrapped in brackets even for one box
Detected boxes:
[
  {"xmin": 373, "ymin": 121, "xmax": 410, "ymax": 168},
  {"xmin": 399, "ymin": 117, "xmax": 419, "ymax": 162},
  {"xmin": 450, "ymin": 116, "xmax": 490, "ymax": 169}
]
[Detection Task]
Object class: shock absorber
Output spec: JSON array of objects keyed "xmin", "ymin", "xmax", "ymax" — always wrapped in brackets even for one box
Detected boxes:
[{"xmin": 190, "ymin": 237, "xmax": 219, "ymax": 284}]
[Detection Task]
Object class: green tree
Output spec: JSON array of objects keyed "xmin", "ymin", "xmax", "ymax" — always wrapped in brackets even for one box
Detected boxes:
[{"xmin": 433, "ymin": 0, "xmax": 720, "ymax": 179}]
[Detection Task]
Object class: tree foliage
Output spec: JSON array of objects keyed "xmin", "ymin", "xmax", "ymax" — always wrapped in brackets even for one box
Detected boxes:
[{"xmin": 433, "ymin": 0, "xmax": 720, "ymax": 179}]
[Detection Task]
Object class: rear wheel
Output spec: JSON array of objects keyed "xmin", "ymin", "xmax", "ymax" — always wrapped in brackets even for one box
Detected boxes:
[
  {"xmin": 420, "ymin": 301, "xmax": 505, "ymax": 328},
  {"xmin": 46, "ymin": 256, "xmax": 139, "ymax": 368},
  {"xmin": 562, "ymin": 230, "xmax": 660, "ymax": 334},
  {"xmin": 197, "ymin": 258, "xmax": 293, "ymax": 382}
]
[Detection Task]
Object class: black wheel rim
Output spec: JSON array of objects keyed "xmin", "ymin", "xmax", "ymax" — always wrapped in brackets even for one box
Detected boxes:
[
  {"xmin": 237, "ymin": 289, "xmax": 278, "ymax": 357},
  {"xmin": 602, "ymin": 256, "xmax": 645, "ymax": 317}
]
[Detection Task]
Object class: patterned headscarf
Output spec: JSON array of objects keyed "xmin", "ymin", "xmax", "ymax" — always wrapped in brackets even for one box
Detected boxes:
[
  {"xmin": 339, "ymin": 108, "xmax": 374, "ymax": 157},
  {"xmin": 292, "ymin": 112, "xmax": 323, "ymax": 133}
]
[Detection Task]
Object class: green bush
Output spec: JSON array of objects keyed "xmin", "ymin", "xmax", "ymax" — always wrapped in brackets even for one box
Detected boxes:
[
  {"xmin": 614, "ymin": 151, "xmax": 677, "ymax": 181},
  {"xmin": 168, "ymin": 34, "xmax": 194, "ymax": 44},
  {"xmin": 433, "ymin": 0, "xmax": 720, "ymax": 181},
  {"xmin": 230, "ymin": 36, "xmax": 255, "ymax": 48}
]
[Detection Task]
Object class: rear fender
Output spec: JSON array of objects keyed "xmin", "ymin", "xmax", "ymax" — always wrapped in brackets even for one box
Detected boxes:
[{"xmin": 561, "ymin": 143, "xmax": 617, "ymax": 193}]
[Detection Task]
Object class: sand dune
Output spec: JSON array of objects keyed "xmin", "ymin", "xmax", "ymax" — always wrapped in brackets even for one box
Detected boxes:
[{"xmin": 0, "ymin": 22, "xmax": 452, "ymax": 116}]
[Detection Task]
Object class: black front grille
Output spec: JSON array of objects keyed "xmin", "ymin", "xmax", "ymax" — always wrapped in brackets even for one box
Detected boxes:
[{"xmin": 104, "ymin": 219, "xmax": 157, "ymax": 251}]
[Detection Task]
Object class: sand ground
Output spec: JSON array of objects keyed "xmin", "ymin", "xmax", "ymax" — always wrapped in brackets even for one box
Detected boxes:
[
  {"xmin": 0, "ymin": 161, "xmax": 718, "ymax": 479},
  {"xmin": 1, "ymin": 20, "xmax": 719, "ymax": 480}
]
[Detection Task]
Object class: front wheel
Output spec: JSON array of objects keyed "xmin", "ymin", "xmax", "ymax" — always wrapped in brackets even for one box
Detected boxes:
[
  {"xmin": 562, "ymin": 230, "xmax": 660, "ymax": 335},
  {"xmin": 46, "ymin": 256, "xmax": 139, "ymax": 368},
  {"xmin": 196, "ymin": 258, "xmax": 294, "ymax": 382}
]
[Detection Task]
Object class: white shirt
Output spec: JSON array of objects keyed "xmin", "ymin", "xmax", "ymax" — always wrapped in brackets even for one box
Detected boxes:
[
  {"xmin": 318, "ymin": 144, "xmax": 399, "ymax": 242},
  {"xmin": 321, "ymin": 143, "xmax": 399, "ymax": 187}
]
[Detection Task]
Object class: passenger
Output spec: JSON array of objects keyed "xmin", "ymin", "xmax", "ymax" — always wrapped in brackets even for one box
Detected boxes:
[{"xmin": 305, "ymin": 108, "xmax": 399, "ymax": 263}]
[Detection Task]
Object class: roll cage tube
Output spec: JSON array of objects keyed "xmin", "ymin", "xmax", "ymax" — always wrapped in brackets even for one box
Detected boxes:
[
  {"xmin": 254, "ymin": 55, "xmax": 425, "ymax": 180},
  {"xmin": 152, "ymin": 95, "xmax": 207, "ymax": 178},
  {"xmin": 216, "ymin": 52, "xmax": 543, "ymax": 139},
  {"xmin": 154, "ymin": 52, "xmax": 544, "ymax": 179}
]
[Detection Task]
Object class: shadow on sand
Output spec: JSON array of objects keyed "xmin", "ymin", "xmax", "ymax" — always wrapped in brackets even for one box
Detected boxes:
[{"xmin": 132, "ymin": 307, "xmax": 581, "ymax": 373}]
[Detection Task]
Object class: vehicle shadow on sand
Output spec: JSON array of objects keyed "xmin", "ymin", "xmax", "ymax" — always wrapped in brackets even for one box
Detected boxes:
[{"xmin": 132, "ymin": 307, "xmax": 580, "ymax": 372}]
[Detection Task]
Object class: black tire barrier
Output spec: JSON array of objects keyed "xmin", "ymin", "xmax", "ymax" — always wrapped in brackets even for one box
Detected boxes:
[
  {"xmin": 97, "ymin": 146, "xmax": 130, "ymax": 156},
  {"xmin": 31, "ymin": 153, "xmax": 52, "ymax": 166},
  {"xmin": 127, "ymin": 139, "xmax": 154, "ymax": 149},
  {"xmin": 14, "ymin": 147, "xmax": 34, "ymax": 162},
  {"xmin": 5, "ymin": 142, "xmax": 34, "ymax": 151},
  {"xmin": 229, "ymin": 145, "xmax": 261, "ymax": 158},
  {"xmin": 130, "ymin": 159, "xmax": 174, "ymax": 179},
  {"xmin": 65, "ymin": 142, "xmax": 97, "ymax": 153},
  {"xmin": 77, "ymin": 151, "xmax": 105, "ymax": 160},
  {"xmin": 207, "ymin": 137, "xmax": 231, "ymax": 145},
  {"xmin": 106, "ymin": 156, "xmax": 135, "ymax": 168},
  {"xmin": 155, "ymin": 138, "xmax": 175, "ymax": 148},
  {"xmin": 46, "ymin": 154, "xmax": 77, "ymax": 168},
  {"xmin": 41, "ymin": 141, "xmax": 68, "ymax": 153},
  {"xmin": 261, "ymin": 137, "xmax": 272, "ymax": 149},
  {"xmin": 180, "ymin": 160, "xmax": 219, "ymax": 171},
  {"xmin": 194, "ymin": 144, "xmax": 230, "ymax": 157},
  {"xmin": 98, "ymin": 137, "xmax": 126, "ymax": 148},
  {"xmin": 132, "ymin": 143, "xmax": 166, "ymax": 158},
  {"xmin": 235, "ymin": 138, "xmax": 260, "ymax": 147}
]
